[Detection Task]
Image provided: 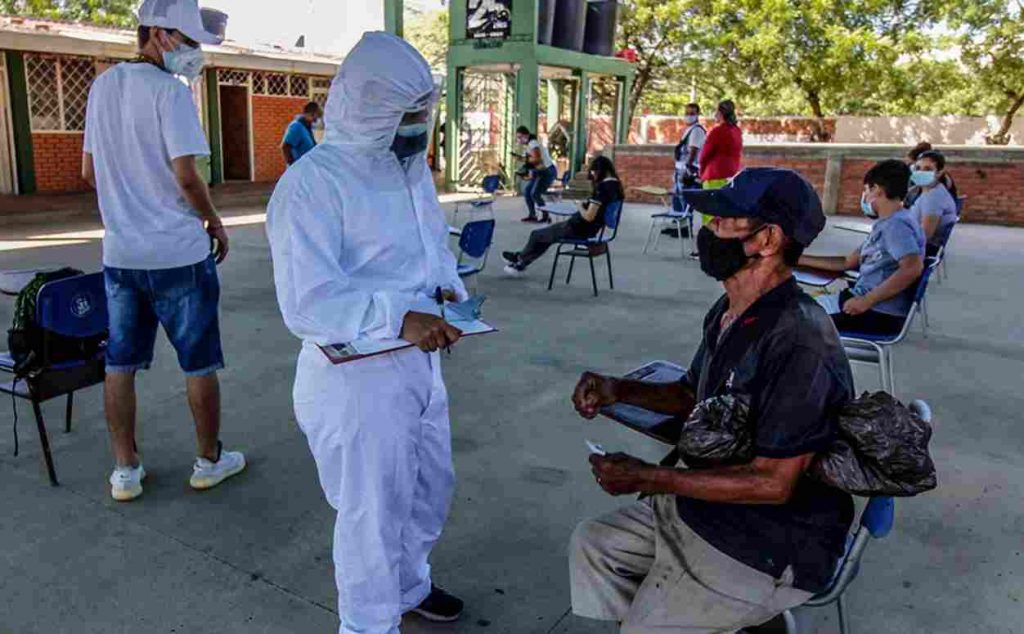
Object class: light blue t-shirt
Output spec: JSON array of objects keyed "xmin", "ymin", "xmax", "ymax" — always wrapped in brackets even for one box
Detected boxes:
[
  {"xmin": 283, "ymin": 116, "xmax": 317, "ymax": 163},
  {"xmin": 852, "ymin": 208, "xmax": 925, "ymax": 317},
  {"xmin": 909, "ymin": 183, "xmax": 957, "ymax": 247}
]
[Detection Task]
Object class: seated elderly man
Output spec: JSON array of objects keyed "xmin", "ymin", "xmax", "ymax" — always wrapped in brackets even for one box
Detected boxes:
[{"xmin": 569, "ymin": 168, "xmax": 854, "ymax": 633}]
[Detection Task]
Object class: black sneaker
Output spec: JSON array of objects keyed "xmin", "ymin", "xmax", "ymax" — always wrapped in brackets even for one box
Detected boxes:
[
  {"xmin": 501, "ymin": 251, "xmax": 520, "ymax": 266},
  {"xmin": 409, "ymin": 585, "xmax": 464, "ymax": 622}
]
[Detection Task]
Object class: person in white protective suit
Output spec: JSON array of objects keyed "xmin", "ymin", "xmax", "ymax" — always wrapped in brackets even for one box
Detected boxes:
[{"xmin": 265, "ymin": 32, "xmax": 469, "ymax": 634}]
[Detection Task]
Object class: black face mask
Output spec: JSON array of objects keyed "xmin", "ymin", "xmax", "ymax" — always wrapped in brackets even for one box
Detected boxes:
[
  {"xmin": 697, "ymin": 225, "xmax": 767, "ymax": 281},
  {"xmin": 391, "ymin": 133, "xmax": 429, "ymax": 160}
]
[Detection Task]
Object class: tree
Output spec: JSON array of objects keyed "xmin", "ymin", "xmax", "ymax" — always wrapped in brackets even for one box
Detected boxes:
[
  {"xmin": 0, "ymin": 0, "xmax": 136, "ymax": 27},
  {"xmin": 943, "ymin": 0, "xmax": 1024, "ymax": 145},
  {"xmin": 682, "ymin": 0, "xmax": 929, "ymax": 141},
  {"xmin": 405, "ymin": 9, "xmax": 449, "ymax": 70}
]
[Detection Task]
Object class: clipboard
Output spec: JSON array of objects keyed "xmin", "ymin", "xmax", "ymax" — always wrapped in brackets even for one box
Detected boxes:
[
  {"xmin": 599, "ymin": 360, "xmax": 688, "ymax": 445},
  {"xmin": 318, "ymin": 296, "xmax": 497, "ymax": 365}
]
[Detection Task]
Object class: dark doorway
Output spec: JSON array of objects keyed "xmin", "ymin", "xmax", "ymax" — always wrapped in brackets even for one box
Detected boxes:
[{"xmin": 219, "ymin": 85, "xmax": 251, "ymax": 181}]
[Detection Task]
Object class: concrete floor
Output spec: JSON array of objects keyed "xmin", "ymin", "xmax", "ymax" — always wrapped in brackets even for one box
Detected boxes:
[{"xmin": 0, "ymin": 197, "xmax": 1021, "ymax": 634}]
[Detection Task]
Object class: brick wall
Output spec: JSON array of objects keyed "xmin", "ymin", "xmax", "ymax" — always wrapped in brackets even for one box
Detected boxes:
[
  {"xmin": 252, "ymin": 95, "xmax": 308, "ymax": 182},
  {"xmin": 610, "ymin": 143, "xmax": 1024, "ymax": 227},
  {"xmin": 32, "ymin": 133, "xmax": 89, "ymax": 193}
]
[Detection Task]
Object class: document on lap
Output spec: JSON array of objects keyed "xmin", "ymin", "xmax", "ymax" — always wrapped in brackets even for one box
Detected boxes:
[
  {"xmin": 318, "ymin": 296, "xmax": 497, "ymax": 365},
  {"xmin": 600, "ymin": 360, "xmax": 687, "ymax": 445}
]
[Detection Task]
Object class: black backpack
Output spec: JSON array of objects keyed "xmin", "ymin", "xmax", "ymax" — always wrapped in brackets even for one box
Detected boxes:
[{"xmin": 6, "ymin": 268, "xmax": 106, "ymax": 375}]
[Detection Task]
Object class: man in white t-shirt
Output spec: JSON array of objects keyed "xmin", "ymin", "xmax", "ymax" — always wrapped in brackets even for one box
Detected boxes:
[
  {"xmin": 516, "ymin": 125, "xmax": 558, "ymax": 223},
  {"xmin": 674, "ymin": 103, "xmax": 707, "ymax": 189},
  {"xmin": 82, "ymin": 0, "xmax": 245, "ymax": 502}
]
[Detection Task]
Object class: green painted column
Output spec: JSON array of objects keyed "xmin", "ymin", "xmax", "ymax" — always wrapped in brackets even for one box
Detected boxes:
[
  {"xmin": 5, "ymin": 51, "xmax": 35, "ymax": 195},
  {"xmin": 617, "ymin": 73, "xmax": 633, "ymax": 145},
  {"xmin": 573, "ymin": 70, "xmax": 590, "ymax": 174},
  {"xmin": 204, "ymin": 68, "xmax": 223, "ymax": 185},
  {"xmin": 515, "ymin": 59, "xmax": 539, "ymax": 139},
  {"xmin": 444, "ymin": 66, "xmax": 460, "ymax": 189},
  {"xmin": 384, "ymin": 0, "xmax": 404, "ymax": 37}
]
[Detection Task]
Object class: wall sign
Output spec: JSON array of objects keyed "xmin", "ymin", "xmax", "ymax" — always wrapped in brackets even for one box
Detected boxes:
[{"xmin": 466, "ymin": 0, "xmax": 512, "ymax": 40}]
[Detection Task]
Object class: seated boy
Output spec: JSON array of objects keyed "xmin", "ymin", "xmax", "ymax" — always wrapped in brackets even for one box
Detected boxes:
[{"xmin": 800, "ymin": 160, "xmax": 925, "ymax": 336}]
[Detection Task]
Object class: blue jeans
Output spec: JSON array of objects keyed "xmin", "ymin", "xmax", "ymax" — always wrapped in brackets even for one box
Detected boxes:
[
  {"xmin": 104, "ymin": 256, "xmax": 224, "ymax": 376},
  {"xmin": 524, "ymin": 165, "xmax": 557, "ymax": 219}
]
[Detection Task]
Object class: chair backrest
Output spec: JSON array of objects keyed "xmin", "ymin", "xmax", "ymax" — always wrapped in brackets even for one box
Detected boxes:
[
  {"xmin": 604, "ymin": 200, "xmax": 624, "ymax": 232},
  {"xmin": 35, "ymin": 272, "xmax": 107, "ymax": 338},
  {"xmin": 860, "ymin": 496, "xmax": 895, "ymax": 538},
  {"xmin": 955, "ymin": 196, "xmax": 965, "ymax": 217},
  {"xmin": 912, "ymin": 259, "xmax": 937, "ymax": 305},
  {"xmin": 459, "ymin": 219, "xmax": 496, "ymax": 259},
  {"xmin": 561, "ymin": 171, "xmax": 572, "ymax": 187},
  {"xmin": 481, "ymin": 174, "xmax": 501, "ymax": 194}
]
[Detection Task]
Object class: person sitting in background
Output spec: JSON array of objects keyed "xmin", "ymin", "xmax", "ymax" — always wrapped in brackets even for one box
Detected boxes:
[
  {"xmin": 800, "ymin": 160, "xmax": 925, "ymax": 336},
  {"xmin": 909, "ymin": 150, "xmax": 959, "ymax": 256},
  {"xmin": 502, "ymin": 156, "xmax": 623, "ymax": 276},
  {"xmin": 698, "ymin": 99, "xmax": 743, "ymax": 190},
  {"xmin": 905, "ymin": 141, "xmax": 957, "ymax": 207},
  {"xmin": 281, "ymin": 101, "xmax": 321, "ymax": 166},
  {"xmin": 517, "ymin": 126, "xmax": 558, "ymax": 223}
]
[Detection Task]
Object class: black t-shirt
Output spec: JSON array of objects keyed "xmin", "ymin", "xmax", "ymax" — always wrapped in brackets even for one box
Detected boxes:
[
  {"xmin": 568, "ymin": 178, "xmax": 624, "ymax": 237},
  {"xmin": 675, "ymin": 278, "xmax": 855, "ymax": 593}
]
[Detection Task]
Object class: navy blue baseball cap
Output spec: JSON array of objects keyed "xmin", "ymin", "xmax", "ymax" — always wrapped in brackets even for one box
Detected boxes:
[{"xmin": 683, "ymin": 168, "xmax": 826, "ymax": 247}]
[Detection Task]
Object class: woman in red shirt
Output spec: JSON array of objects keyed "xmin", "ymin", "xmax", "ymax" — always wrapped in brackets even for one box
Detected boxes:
[{"xmin": 699, "ymin": 99, "xmax": 743, "ymax": 189}]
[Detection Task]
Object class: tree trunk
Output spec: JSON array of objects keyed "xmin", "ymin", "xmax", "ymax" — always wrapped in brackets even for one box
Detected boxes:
[
  {"xmin": 805, "ymin": 91, "xmax": 831, "ymax": 143},
  {"xmin": 627, "ymin": 67, "xmax": 653, "ymax": 131},
  {"xmin": 986, "ymin": 92, "xmax": 1024, "ymax": 145}
]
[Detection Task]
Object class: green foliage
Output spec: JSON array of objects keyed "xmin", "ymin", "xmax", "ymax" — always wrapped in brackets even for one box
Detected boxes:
[
  {"xmin": 0, "ymin": 0, "xmax": 136, "ymax": 27},
  {"xmin": 405, "ymin": 9, "xmax": 449, "ymax": 70}
]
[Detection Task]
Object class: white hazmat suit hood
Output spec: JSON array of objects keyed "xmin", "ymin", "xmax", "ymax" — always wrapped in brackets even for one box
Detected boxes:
[
  {"xmin": 265, "ymin": 31, "xmax": 465, "ymax": 634},
  {"xmin": 322, "ymin": 31, "xmax": 436, "ymax": 150}
]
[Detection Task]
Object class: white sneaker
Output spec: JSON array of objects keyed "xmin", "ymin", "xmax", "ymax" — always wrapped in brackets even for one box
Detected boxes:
[
  {"xmin": 110, "ymin": 464, "xmax": 145, "ymax": 502},
  {"xmin": 190, "ymin": 446, "xmax": 246, "ymax": 490},
  {"xmin": 503, "ymin": 264, "xmax": 524, "ymax": 277}
]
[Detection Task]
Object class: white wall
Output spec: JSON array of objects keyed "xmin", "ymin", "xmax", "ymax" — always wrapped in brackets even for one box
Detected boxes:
[{"xmin": 833, "ymin": 116, "xmax": 1022, "ymax": 146}]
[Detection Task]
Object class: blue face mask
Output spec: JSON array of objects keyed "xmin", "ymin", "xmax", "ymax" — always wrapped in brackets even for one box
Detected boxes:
[
  {"xmin": 162, "ymin": 44, "xmax": 204, "ymax": 82},
  {"xmin": 391, "ymin": 122, "xmax": 430, "ymax": 160},
  {"xmin": 860, "ymin": 194, "xmax": 878, "ymax": 219},
  {"xmin": 910, "ymin": 170, "xmax": 937, "ymax": 187}
]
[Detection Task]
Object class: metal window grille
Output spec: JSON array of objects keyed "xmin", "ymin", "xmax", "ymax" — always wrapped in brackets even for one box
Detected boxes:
[
  {"xmin": 25, "ymin": 54, "xmax": 98, "ymax": 132},
  {"xmin": 266, "ymin": 73, "xmax": 288, "ymax": 96},
  {"xmin": 217, "ymin": 68, "xmax": 250, "ymax": 86},
  {"xmin": 252, "ymin": 72, "xmax": 266, "ymax": 95},
  {"xmin": 310, "ymin": 77, "xmax": 331, "ymax": 108},
  {"xmin": 289, "ymin": 75, "xmax": 309, "ymax": 97}
]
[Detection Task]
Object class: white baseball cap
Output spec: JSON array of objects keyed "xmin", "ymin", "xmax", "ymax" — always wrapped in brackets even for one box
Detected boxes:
[{"xmin": 137, "ymin": 0, "xmax": 228, "ymax": 46}]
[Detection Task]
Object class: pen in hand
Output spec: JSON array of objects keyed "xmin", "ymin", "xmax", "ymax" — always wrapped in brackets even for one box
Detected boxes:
[{"xmin": 434, "ymin": 286, "xmax": 451, "ymax": 355}]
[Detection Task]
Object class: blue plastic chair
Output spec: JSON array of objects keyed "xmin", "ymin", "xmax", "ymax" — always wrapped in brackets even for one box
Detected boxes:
[
  {"xmin": 452, "ymin": 174, "xmax": 502, "ymax": 225},
  {"xmin": 782, "ymin": 399, "xmax": 930, "ymax": 634},
  {"xmin": 547, "ymin": 200, "xmax": 624, "ymax": 297},
  {"xmin": 456, "ymin": 219, "xmax": 496, "ymax": 290},
  {"xmin": 0, "ymin": 272, "xmax": 108, "ymax": 485},
  {"xmin": 839, "ymin": 259, "xmax": 937, "ymax": 395},
  {"xmin": 933, "ymin": 196, "xmax": 964, "ymax": 284}
]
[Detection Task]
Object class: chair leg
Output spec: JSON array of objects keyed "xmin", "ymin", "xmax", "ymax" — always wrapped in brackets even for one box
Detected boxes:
[
  {"xmin": 782, "ymin": 609, "xmax": 799, "ymax": 634},
  {"xmin": 837, "ymin": 594, "xmax": 850, "ymax": 634},
  {"xmin": 888, "ymin": 349, "xmax": 897, "ymax": 396},
  {"xmin": 547, "ymin": 249, "xmax": 560, "ymax": 291},
  {"xmin": 677, "ymin": 219, "xmax": 686, "ymax": 259},
  {"xmin": 566, "ymin": 254, "xmax": 576, "ymax": 285},
  {"xmin": 588, "ymin": 255, "xmax": 598, "ymax": 297},
  {"xmin": 65, "ymin": 392, "xmax": 74, "ymax": 433},
  {"xmin": 30, "ymin": 398, "xmax": 59, "ymax": 486},
  {"xmin": 606, "ymin": 249, "xmax": 614, "ymax": 290},
  {"xmin": 643, "ymin": 218, "xmax": 658, "ymax": 254}
]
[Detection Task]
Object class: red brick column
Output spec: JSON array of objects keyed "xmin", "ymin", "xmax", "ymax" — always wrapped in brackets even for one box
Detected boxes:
[
  {"xmin": 252, "ymin": 95, "xmax": 309, "ymax": 182},
  {"xmin": 32, "ymin": 133, "xmax": 89, "ymax": 193}
]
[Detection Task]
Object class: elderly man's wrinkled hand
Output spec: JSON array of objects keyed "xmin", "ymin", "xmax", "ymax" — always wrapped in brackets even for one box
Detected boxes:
[
  {"xmin": 589, "ymin": 452, "xmax": 654, "ymax": 496},
  {"xmin": 572, "ymin": 372, "xmax": 617, "ymax": 419}
]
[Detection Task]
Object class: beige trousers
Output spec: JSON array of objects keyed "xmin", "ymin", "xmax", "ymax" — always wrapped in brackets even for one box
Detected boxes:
[{"xmin": 569, "ymin": 495, "xmax": 812, "ymax": 634}]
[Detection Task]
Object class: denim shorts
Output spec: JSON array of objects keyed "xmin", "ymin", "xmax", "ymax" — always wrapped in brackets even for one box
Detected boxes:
[{"xmin": 104, "ymin": 256, "xmax": 224, "ymax": 376}]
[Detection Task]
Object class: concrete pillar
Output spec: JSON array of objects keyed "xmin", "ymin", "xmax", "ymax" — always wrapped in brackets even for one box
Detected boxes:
[
  {"xmin": 384, "ymin": 0, "xmax": 404, "ymax": 37},
  {"xmin": 822, "ymin": 153, "xmax": 843, "ymax": 215}
]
